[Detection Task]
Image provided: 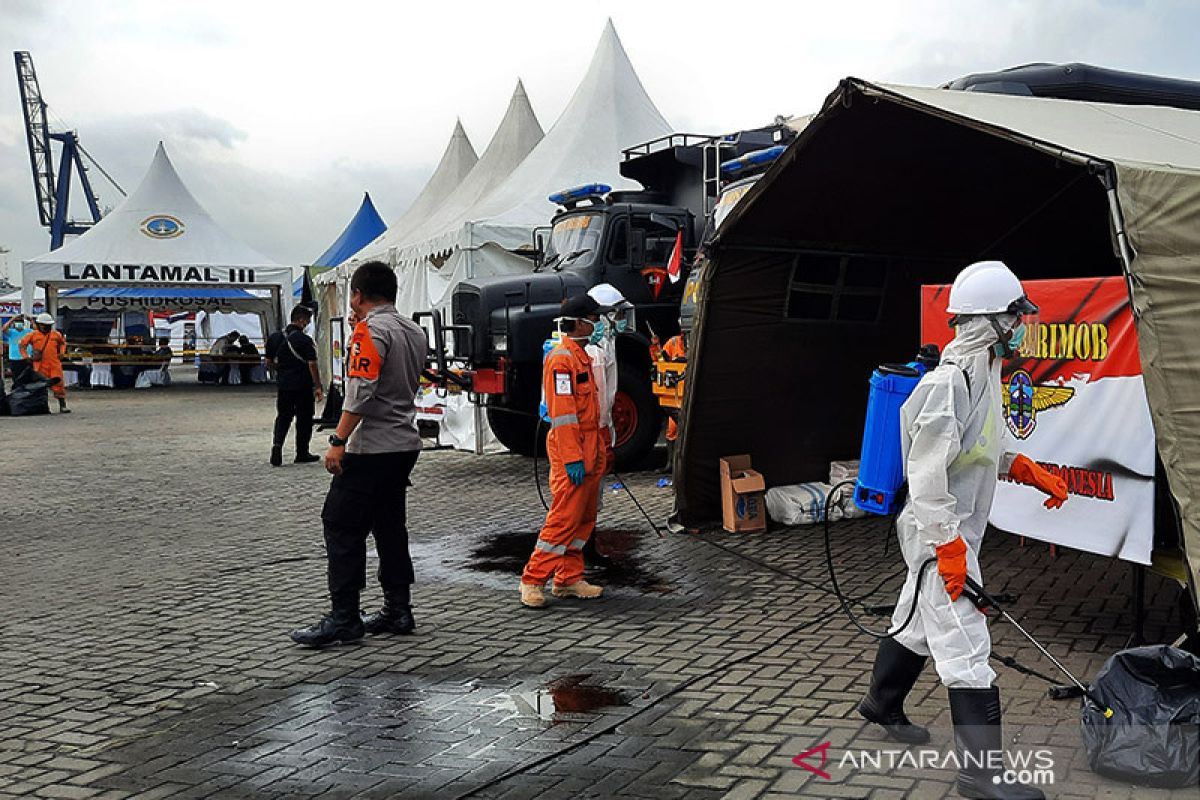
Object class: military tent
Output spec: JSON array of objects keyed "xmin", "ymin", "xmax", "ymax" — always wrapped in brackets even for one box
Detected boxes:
[{"xmin": 679, "ymin": 78, "xmax": 1200, "ymax": 616}]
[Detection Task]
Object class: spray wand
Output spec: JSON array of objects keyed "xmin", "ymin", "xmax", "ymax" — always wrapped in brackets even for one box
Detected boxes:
[{"xmin": 962, "ymin": 576, "xmax": 1115, "ymax": 719}]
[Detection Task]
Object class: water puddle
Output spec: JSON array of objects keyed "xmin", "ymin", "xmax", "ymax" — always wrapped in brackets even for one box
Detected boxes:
[
  {"xmin": 466, "ymin": 529, "xmax": 674, "ymax": 593},
  {"xmin": 492, "ymin": 673, "xmax": 630, "ymax": 723}
]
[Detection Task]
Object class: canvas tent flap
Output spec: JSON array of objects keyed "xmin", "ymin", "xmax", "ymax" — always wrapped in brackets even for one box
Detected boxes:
[
  {"xmin": 1114, "ymin": 165, "xmax": 1200, "ymax": 619},
  {"xmin": 686, "ymin": 77, "xmax": 1200, "ymax": 614},
  {"xmin": 21, "ymin": 143, "xmax": 291, "ymax": 329}
]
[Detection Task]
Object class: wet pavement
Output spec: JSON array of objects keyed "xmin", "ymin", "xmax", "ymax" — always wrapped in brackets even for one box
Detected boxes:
[{"xmin": 0, "ymin": 380, "xmax": 1195, "ymax": 799}]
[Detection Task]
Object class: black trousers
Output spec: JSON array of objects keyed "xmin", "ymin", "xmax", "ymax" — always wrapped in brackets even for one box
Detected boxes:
[
  {"xmin": 7, "ymin": 359, "xmax": 30, "ymax": 389},
  {"xmin": 273, "ymin": 388, "xmax": 315, "ymax": 453},
  {"xmin": 321, "ymin": 450, "xmax": 419, "ymax": 609}
]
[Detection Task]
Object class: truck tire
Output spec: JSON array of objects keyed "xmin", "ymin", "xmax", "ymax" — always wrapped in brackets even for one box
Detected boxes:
[
  {"xmin": 612, "ymin": 362, "xmax": 662, "ymax": 469},
  {"xmin": 487, "ymin": 406, "xmax": 545, "ymax": 457}
]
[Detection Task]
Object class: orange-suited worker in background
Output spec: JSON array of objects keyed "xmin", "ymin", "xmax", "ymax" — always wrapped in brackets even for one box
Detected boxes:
[
  {"xmin": 20, "ymin": 312, "xmax": 70, "ymax": 414},
  {"xmin": 520, "ymin": 293, "xmax": 612, "ymax": 608},
  {"xmin": 660, "ymin": 328, "xmax": 686, "ymax": 472}
]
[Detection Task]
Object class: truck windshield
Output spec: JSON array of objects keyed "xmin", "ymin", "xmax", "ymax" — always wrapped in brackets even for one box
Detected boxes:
[{"xmin": 544, "ymin": 213, "xmax": 603, "ymax": 270}]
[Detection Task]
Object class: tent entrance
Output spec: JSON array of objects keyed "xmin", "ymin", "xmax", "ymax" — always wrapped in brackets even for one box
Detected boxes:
[{"xmin": 681, "ymin": 93, "xmax": 1124, "ymax": 524}]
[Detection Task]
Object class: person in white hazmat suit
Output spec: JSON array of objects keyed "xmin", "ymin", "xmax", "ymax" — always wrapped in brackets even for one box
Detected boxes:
[
  {"xmin": 579, "ymin": 284, "xmax": 633, "ymax": 567},
  {"xmin": 857, "ymin": 261, "xmax": 1068, "ymax": 800}
]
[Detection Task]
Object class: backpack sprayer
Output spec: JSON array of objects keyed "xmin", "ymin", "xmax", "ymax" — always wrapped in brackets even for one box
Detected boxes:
[
  {"xmin": 823, "ymin": 344, "xmax": 1115, "ymax": 718},
  {"xmin": 822, "ymin": 345, "xmax": 940, "ymax": 639}
]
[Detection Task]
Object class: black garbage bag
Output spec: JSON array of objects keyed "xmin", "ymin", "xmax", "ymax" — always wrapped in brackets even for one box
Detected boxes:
[
  {"xmin": 8, "ymin": 377, "xmax": 50, "ymax": 416},
  {"xmin": 1081, "ymin": 645, "xmax": 1200, "ymax": 788}
]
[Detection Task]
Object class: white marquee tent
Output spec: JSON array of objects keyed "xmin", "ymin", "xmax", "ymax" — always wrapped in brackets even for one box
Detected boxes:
[
  {"xmin": 21, "ymin": 143, "xmax": 291, "ymax": 336},
  {"xmin": 312, "ymin": 120, "xmax": 478, "ymax": 324},
  {"xmin": 370, "ymin": 20, "xmax": 673, "ymax": 320}
]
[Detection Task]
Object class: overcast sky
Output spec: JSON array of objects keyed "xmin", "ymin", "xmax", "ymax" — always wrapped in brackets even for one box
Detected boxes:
[{"xmin": 1, "ymin": 0, "xmax": 1197, "ymax": 281}]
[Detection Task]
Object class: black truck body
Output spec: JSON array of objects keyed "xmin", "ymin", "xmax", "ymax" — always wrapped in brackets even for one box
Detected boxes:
[{"xmin": 429, "ymin": 126, "xmax": 792, "ymax": 465}]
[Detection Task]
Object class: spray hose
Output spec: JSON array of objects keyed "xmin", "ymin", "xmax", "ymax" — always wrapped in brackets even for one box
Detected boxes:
[
  {"xmin": 532, "ymin": 418, "xmax": 665, "ymax": 537},
  {"xmin": 822, "ymin": 479, "xmax": 934, "ymax": 639}
]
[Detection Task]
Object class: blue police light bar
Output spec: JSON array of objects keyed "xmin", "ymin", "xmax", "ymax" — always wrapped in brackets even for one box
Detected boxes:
[
  {"xmin": 719, "ymin": 145, "xmax": 786, "ymax": 176},
  {"xmin": 548, "ymin": 183, "xmax": 612, "ymax": 205}
]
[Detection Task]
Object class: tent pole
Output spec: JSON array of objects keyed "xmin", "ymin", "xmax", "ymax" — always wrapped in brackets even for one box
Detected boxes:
[{"xmin": 1099, "ymin": 166, "xmax": 1140, "ymax": 320}]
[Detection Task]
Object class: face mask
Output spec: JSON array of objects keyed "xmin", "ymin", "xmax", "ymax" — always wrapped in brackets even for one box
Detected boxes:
[
  {"xmin": 588, "ymin": 318, "xmax": 606, "ymax": 346},
  {"xmin": 615, "ymin": 318, "xmax": 628, "ymax": 334},
  {"xmin": 14, "ymin": 322, "xmax": 24, "ymax": 330},
  {"xmin": 991, "ymin": 321, "xmax": 1025, "ymax": 358}
]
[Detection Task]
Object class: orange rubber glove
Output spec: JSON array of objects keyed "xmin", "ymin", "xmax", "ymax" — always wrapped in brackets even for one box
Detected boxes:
[
  {"xmin": 935, "ymin": 535, "xmax": 968, "ymax": 601},
  {"xmin": 1009, "ymin": 454, "xmax": 1069, "ymax": 510}
]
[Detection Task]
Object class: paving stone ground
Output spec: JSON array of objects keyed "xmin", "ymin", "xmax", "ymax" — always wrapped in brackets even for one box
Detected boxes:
[{"xmin": 0, "ymin": 377, "xmax": 1193, "ymax": 799}]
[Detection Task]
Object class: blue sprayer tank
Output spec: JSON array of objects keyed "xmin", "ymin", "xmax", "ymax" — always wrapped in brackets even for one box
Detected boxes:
[{"xmin": 854, "ymin": 345, "xmax": 940, "ymax": 516}]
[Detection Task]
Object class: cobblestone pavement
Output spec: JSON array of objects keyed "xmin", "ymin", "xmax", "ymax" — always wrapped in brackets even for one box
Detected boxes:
[{"xmin": 0, "ymin": 379, "xmax": 1193, "ymax": 799}]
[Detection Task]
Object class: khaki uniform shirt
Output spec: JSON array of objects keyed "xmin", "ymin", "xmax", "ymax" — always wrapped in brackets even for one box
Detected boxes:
[{"xmin": 344, "ymin": 304, "xmax": 427, "ymax": 454}]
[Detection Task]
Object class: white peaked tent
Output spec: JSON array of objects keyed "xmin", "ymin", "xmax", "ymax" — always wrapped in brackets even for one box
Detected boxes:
[
  {"xmin": 383, "ymin": 20, "xmax": 672, "ymax": 319},
  {"xmin": 22, "ymin": 143, "xmax": 291, "ymax": 331},
  {"xmin": 385, "ymin": 80, "xmax": 545, "ymax": 317},
  {"xmin": 400, "ymin": 81, "xmax": 544, "ymax": 258},
  {"xmin": 377, "ymin": 119, "xmax": 478, "ymax": 248},
  {"xmin": 316, "ymin": 121, "xmax": 478, "ymax": 288}
]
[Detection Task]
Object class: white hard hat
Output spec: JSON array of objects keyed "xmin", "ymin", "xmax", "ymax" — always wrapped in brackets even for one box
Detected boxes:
[
  {"xmin": 946, "ymin": 260, "xmax": 1037, "ymax": 316},
  {"xmin": 35, "ymin": 312, "xmax": 55, "ymax": 325},
  {"xmin": 588, "ymin": 283, "xmax": 632, "ymax": 310}
]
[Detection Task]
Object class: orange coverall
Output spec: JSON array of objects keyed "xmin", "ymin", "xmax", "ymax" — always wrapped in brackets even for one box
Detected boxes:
[
  {"xmin": 522, "ymin": 336, "xmax": 605, "ymax": 588},
  {"xmin": 662, "ymin": 335, "xmax": 686, "ymax": 442},
  {"xmin": 20, "ymin": 329, "xmax": 67, "ymax": 399}
]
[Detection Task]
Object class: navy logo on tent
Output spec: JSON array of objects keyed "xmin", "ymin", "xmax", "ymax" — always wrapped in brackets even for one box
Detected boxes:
[
  {"xmin": 1004, "ymin": 369, "xmax": 1075, "ymax": 439},
  {"xmin": 140, "ymin": 215, "xmax": 185, "ymax": 239}
]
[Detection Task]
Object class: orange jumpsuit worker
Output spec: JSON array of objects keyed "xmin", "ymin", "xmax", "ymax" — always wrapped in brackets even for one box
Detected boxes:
[
  {"xmin": 20, "ymin": 312, "xmax": 70, "ymax": 414},
  {"xmin": 520, "ymin": 293, "xmax": 611, "ymax": 608},
  {"xmin": 661, "ymin": 331, "xmax": 686, "ymax": 443}
]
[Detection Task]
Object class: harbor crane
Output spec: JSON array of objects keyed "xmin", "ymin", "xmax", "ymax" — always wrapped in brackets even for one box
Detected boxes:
[{"xmin": 14, "ymin": 50, "xmax": 125, "ymax": 249}]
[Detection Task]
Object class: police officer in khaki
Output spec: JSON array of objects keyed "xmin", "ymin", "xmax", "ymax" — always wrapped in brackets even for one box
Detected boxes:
[{"xmin": 291, "ymin": 261, "xmax": 428, "ymax": 648}]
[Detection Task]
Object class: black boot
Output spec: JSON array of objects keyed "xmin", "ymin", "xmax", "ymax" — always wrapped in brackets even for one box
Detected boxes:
[
  {"xmin": 581, "ymin": 536, "xmax": 611, "ymax": 569},
  {"xmin": 290, "ymin": 601, "xmax": 365, "ymax": 648},
  {"xmin": 57, "ymin": 397, "xmax": 71, "ymax": 414},
  {"xmin": 295, "ymin": 452, "xmax": 320, "ymax": 463},
  {"xmin": 858, "ymin": 638, "xmax": 931, "ymax": 744},
  {"xmin": 362, "ymin": 591, "xmax": 415, "ymax": 635},
  {"xmin": 948, "ymin": 687, "xmax": 1045, "ymax": 799},
  {"xmin": 270, "ymin": 446, "xmax": 283, "ymax": 467}
]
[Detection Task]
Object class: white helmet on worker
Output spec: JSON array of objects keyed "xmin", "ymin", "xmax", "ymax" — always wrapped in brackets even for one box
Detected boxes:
[
  {"xmin": 35, "ymin": 312, "xmax": 55, "ymax": 326},
  {"xmin": 946, "ymin": 260, "xmax": 1038, "ymax": 317},
  {"xmin": 587, "ymin": 283, "xmax": 632, "ymax": 310}
]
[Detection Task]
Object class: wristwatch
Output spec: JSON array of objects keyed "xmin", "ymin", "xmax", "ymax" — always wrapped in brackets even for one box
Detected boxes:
[{"xmin": 328, "ymin": 434, "xmax": 348, "ymax": 447}]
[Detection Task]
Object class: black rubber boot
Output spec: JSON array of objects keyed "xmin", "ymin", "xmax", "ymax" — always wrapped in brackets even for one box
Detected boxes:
[
  {"xmin": 949, "ymin": 687, "xmax": 1045, "ymax": 799},
  {"xmin": 294, "ymin": 452, "xmax": 320, "ymax": 464},
  {"xmin": 363, "ymin": 591, "xmax": 415, "ymax": 635},
  {"xmin": 57, "ymin": 397, "xmax": 71, "ymax": 414},
  {"xmin": 270, "ymin": 446, "xmax": 283, "ymax": 467},
  {"xmin": 290, "ymin": 601, "xmax": 365, "ymax": 648},
  {"xmin": 858, "ymin": 638, "xmax": 931, "ymax": 744},
  {"xmin": 581, "ymin": 536, "xmax": 611, "ymax": 569}
]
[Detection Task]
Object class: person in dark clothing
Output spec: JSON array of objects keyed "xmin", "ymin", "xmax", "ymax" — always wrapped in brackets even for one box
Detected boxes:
[
  {"xmin": 290, "ymin": 261, "xmax": 427, "ymax": 648},
  {"xmin": 237, "ymin": 335, "xmax": 260, "ymax": 384},
  {"xmin": 265, "ymin": 306, "xmax": 324, "ymax": 465}
]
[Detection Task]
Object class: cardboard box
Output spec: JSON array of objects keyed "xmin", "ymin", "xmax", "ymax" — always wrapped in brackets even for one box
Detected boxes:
[{"xmin": 720, "ymin": 455, "xmax": 767, "ymax": 533}]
